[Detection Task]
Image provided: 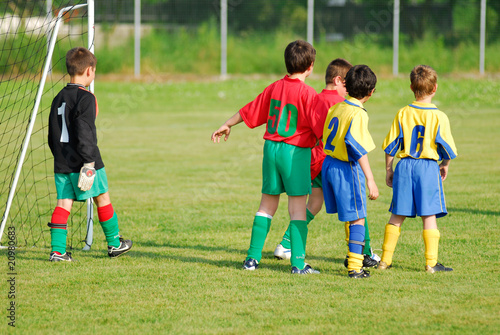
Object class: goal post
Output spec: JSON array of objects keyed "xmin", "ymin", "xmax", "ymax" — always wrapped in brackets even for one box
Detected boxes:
[{"xmin": 0, "ymin": 1, "xmax": 94, "ymax": 249}]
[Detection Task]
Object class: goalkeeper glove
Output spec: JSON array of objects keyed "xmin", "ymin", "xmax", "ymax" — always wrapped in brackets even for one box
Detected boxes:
[{"xmin": 78, "ymin": 162, "xmax": 96, "ymax": 192}]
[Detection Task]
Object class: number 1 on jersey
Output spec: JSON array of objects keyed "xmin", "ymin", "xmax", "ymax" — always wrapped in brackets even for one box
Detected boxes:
[{"xmin": 58, "ymin": 102, "xmax": 69, "ymax": 143}]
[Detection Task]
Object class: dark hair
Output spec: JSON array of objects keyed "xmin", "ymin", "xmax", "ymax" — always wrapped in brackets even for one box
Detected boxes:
[
  {"xmin": 284, "ymin": 40, "xmax": 316, "ymax": 75},
  {"xmin": 66, "ymin": 47, "xmax": 97, "ymax": 76},
  {"xmin": 325, "ymin": 58, "xmax": 352, "ymax": 85},
  {"xmin": 345, "ymin": 65, "xmax": 377, "ymax": 99}
]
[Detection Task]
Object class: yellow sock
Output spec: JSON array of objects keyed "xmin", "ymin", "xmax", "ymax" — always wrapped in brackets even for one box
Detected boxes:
[
  {"xmin": 381, "ymin": 223, "xmax": 401, "ymax": 266},
  {"xmin": 344, "ymin": 222, "xmax": 350, "ymax": 246},
  {"xmin": 423, "ymin": 229, "xmax": 440, "ymax": 267},
  {"xmin": 347, "ymin": 252, "xmax": 364, "ymax": 272}
]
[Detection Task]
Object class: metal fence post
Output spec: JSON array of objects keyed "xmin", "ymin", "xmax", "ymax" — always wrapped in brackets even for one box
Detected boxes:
[{"xmin": 393, "ymin": 0, "xmax": 400, "ymax": 76}]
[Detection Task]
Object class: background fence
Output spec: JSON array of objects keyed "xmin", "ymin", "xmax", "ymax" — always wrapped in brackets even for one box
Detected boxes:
[{"xmin": 2, "ymin": 0, "xmax": 499, "ymax": 76}]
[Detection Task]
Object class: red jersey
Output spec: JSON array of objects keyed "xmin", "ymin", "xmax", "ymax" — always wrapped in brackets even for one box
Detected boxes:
[
  {"xmin": 239, "ymin": 76, "xmax": 320, "ymax": 148},
  {"xmin": 310, "ymin": 89, "xmax": 345, "ymax": 179}
]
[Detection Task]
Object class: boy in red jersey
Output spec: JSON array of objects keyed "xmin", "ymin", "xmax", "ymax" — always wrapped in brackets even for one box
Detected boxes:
[
  {"xmin": 211, "ymin": 40, "xmax": 321, "ymax": 274},
  {"xmin": 273, "ymin": 59, "xmax": 380, "ymax": 269},
  {"xmin": 48, "ymin": 47, "xmax": 132, "ymax": 261}
]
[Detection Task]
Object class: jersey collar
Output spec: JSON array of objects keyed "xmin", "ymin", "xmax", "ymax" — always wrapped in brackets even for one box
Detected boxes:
[
  {"xmin": 409, "ymin": 101, "xmax": 438, "ymax": 110},
  {"xmin": 321, "ymin": 89, "xmax": 340, "ymax": 96},
  {"xmin": 67, "ymin": 83, "xmax": 86, "ymax": 89},
  {"xmin": 344, "ymin": 96, "xmax": 366, "ymax": 111}
]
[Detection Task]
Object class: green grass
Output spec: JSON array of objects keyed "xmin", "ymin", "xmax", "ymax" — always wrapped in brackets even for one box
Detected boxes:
[{"xmin": 1, "ymin": 76, "xmax": 500, "ymax": 334}]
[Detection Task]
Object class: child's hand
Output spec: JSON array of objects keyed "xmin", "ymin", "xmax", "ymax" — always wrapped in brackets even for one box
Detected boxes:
[
  {"xmin": 439, "ymin": 163, "xmax": 449, "ymax": 181},
  {"xmin": 211, "ymin": 124, "xmax": 231, "ymax": 143},
  {"xmin": 78, "ymin": 163, "xmax": 96, "ymax": 191},
  {"xmin": 367, "ymin": 179, "xmax": 379, "ymax": 200},
  {"xmin": 386, "ymin": 169, "xmax": 394, "ymax": 188}
]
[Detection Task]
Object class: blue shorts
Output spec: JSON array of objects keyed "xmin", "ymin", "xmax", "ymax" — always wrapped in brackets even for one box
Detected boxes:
[
  {"xmin": 322, "ymin": 156, "xmax": 367, "ymax": 222},
  {"xmin": 389, "ymin": 158, "xmax": 447, "ymax": 218},
  {"xmin": 54, "ymin": 167, "xmax": 109, "ymax": 202}
]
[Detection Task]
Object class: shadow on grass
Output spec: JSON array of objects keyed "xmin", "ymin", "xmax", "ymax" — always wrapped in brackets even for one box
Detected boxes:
[
  {"xmin": 447, "ymin": 207, "xmax": 500, "ymax": 216},
  {"xmin": 136, "ymin": 240, "xmax": 345, "ymax": 264},
  {"xmin": 122, "ymin": 250, "xmax": 295, "ymax": 273},
  {"xmin": 10, "ymin": 240, "xmax": 347, "ymax": 274}
]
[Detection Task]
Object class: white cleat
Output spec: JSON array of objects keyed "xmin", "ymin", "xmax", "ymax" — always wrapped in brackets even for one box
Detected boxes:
[{"xmin": 274, "ymin": 243, "xmax": 291, "ymax": 260}]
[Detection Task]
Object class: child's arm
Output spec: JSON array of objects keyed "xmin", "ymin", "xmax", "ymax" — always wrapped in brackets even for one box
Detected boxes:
[
  {"xmin": 385, "ymin": 153, "xmax": 395, "ymax": 188},
  {"xmin": 439, "ymin": 159, "xmax": 450, "ymax": 181},
  {"xmin": 358, "ymin": 154, "xmax": 379, "ymax": 200},
  {"xmin": 211, "ymin": 112, "xmax": 243, "ymax": 143}
]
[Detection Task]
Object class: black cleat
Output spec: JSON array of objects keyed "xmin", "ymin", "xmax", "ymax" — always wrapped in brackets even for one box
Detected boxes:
[
  {"xmin": 108, "ymin": 237, "xmax": 133, "ymax": 258},
  {"xmin": 426, "ymin": 262, "xmax": 453, "ymax": 273},
  {"xmin": 49, "ymin": 252, "xmax": 75, "ymax": 262},
  {"xmin": 348, "ymin": 269, "xmax": 370, "ymax": 278},
  {"xmin": 362, "ymin": 254, "xmax": 379, "ymax": 268},
  {"xmin": 344, "ymin": 254, "xmax": 379, "ymax": 268},
  {"xmin": 243, "ymin": 258, "xmax": 259, "ymax": 270}
]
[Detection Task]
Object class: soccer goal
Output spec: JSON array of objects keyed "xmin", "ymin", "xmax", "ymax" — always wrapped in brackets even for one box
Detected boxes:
[{"xmin": 0, "ymin": 0, "xmax": 95, "ymax": 249}]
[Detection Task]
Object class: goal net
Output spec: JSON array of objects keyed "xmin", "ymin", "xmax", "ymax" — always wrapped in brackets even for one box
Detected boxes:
[{"xmin": 0, "ymin": 0, "xmax": 93, "ymax": 249}]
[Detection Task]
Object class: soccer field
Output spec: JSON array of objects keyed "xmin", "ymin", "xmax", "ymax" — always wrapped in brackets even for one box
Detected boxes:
[{"xmin": 2, "ymin": 75, "xmax": 500, "ymax": 334}]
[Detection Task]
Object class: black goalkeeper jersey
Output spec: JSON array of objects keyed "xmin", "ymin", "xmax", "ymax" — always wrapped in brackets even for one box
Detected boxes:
[{"xmin": 48, "ymin": 84, "xmax": 104, "ymax": 174}]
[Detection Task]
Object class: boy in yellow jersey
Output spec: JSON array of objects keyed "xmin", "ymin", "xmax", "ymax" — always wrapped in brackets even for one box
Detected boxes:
[
  {"xmin": 378, "ymin": 65, "xmax": 457, "ymax": 273},
  {"xmin": 322, "ymin": 65, "xmax": 379, "ymax": 278}
]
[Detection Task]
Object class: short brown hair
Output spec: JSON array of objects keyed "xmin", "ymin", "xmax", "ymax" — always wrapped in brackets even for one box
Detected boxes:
[
  {"xmin": 66, "ymin": 47, "xmax": 97, "ymax": 76},
  {"xmin": 325, "ymin": 58, "xmax": 352, "ymax": 85},
  {"xmin": 410, "ymin": 65, "xmax": 437, "ymax": 99},
  {"xmin": 284, "ymin": 40, "xmax": 316, "ymax": 75}
]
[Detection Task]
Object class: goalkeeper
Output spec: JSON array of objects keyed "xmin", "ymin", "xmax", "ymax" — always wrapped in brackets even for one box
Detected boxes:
[{"xmin": 47, "ymin": 47, "xmax": 132, "ymax": 262}]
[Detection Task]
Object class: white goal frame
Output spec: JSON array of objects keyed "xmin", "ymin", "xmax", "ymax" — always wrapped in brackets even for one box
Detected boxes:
[{"xmin": 0, "ymin": 2, "xmax": 95, "ymax": 249}]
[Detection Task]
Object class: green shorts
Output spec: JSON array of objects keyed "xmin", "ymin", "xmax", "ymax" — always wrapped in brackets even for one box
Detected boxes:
[
  {"xmin": 262, "ymin": 140, "xmax": 311, "ymax": 196},
  {"xmin": 55, "ymin": 167, "xmax": 109, "ymax": 201},
  {"xmin": 312, "ymin": 172, "xmax": 322, "ymax": 188}
]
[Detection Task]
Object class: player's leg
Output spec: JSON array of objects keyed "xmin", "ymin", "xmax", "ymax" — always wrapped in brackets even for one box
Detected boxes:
[
  {"xmin": 245, "ymin": 193, "xmax": 280, "ymax": 269},
  {"xmin": 245, "ymin": 140, "xmax": 284, "ymax": 269},
  {"xmin": 276, "ymin": 184, "xmax": 322, "ymax": 258},
  {"xmin": 49, "ymin": 174, "xmax": 76, "ymax": 262},
  {"xmin": 422, "ymin": 215, "xmax": 439, "ymax": 268},
  {"xmin": 414, "ymin": 160, "xmax": 452, "ymax": 273},
  {"xmin": 49, "ymin": 198, "xmax": 74, "ymax": 261},
  {"xmin": 94, "ymin": 191, "xmax": 132, "ymax": 258},
  {"xmin": 344, "ymin": 216, "xmax": 379, "ymax": 268},
  {"xmin": 346, "ymin": 218, "xmax": 374, "ymax": 256},
  {"xmin": 346, "ymin": 218, "xmax": 368, "ymax": 277},
  {"xmin": 331, "ymin": 159, "xmax": 369, "ymax": 277},
  {"xmin": 379, "ymin": 158, "xmax": 413, "ymax": 270},
  {"xmin": 279, "ymin": 143, "xmax": 318, "ymax": 274},
  {"xmin": 422, "ymin": 215, "xmax": 452, "ymax": 273},
  {"xmin": 378, "ymin": 214, "xmax": 404, "ymax": 270},
  {"xmin": 288, "ymin": 194, "xmax": 307, "ymax": 268}
]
